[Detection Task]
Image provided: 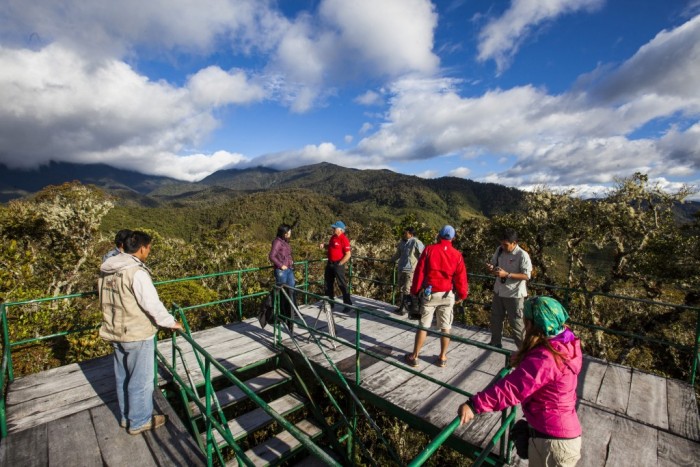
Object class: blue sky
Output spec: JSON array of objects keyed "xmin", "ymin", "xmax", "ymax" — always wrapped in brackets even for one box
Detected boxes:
[{"xmin": 1, "ymin": 0, "xmax": 699, "ymax": 199}]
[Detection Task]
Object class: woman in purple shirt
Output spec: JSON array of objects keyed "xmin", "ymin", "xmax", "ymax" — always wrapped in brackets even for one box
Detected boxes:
[{"xmin": 269, "ymin": 224, "xmax": 295, "ymax": 329}]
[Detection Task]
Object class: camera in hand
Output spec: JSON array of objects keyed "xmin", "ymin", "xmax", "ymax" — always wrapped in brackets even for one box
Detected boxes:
[{"xmin": 495, "ymin": 267, "xmax": 507, "ymax": 284}]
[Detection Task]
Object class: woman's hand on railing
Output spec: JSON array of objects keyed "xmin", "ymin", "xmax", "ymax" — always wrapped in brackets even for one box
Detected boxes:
[{"xmin": 458, "ymin": 402, "xmax": 475, "ymax": 426}]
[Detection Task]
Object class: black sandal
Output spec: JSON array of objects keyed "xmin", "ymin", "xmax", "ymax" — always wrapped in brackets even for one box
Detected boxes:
[{"xmin": 404, "ymin": 353, "xmax": 419, "ymax": 367}]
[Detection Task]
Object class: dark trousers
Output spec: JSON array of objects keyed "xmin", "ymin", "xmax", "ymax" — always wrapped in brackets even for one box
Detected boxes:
[{"xmin": 324, "ymin": 262, "xmax": 352, "ymax": 306}]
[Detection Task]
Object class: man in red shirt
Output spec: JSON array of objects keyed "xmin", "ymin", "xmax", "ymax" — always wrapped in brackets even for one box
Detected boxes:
[
  {"xmin": 319, "ymin": 220, "xmax": 352, "ymax": 311},
  {"xmin": 405, "ymin": 225, "xmax": 468, "ymax": 368}
]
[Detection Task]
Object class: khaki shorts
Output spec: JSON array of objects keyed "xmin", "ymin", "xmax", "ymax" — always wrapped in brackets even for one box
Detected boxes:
[
  {"xmin": 419, "ymin": 291, "xmax": 455, "ymax": 330},
  {"xmin": 528, "ymin": 436, "xmax": 581, "ymax": 467}
]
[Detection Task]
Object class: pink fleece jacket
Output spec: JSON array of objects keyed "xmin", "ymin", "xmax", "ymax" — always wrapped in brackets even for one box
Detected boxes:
[{"xmin": 471, "ymin": 328, "xmax": 582, "ymax": 438}]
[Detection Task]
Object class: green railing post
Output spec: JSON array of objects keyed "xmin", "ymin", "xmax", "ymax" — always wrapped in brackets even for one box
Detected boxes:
[
  {"xmin": 2, "ymin": 304, "xmax": 13, "ymax": 383},
  {"xmin": 0, "ymin": 303, "xmax": 7, "ymax": 439},
  {"xmin": 303, "ymin": 260, "xmax": 310, "ymax": 304},
  {"xmin": 204, "ymin": 359, "xmax": 214, "ymax": 467},
  {"xmin": 236, "ymin": 271, "xmax": 242, "ymax": 320},
  {"xmin": 408, "ymin": 416, "xmax": 461, "ymax": 467},
  {"xmin": 692, "ymin": 308, "xmax": 700, "ymax": 385},
  {"xmin": 391, "ymin": 264, "xmax": 398, "ymax": 306}
]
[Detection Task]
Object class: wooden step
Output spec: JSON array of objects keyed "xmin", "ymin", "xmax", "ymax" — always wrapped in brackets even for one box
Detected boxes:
[
  {"xmin": 227, "ymin": 419, "xmax": 323, "ymax": 466},
  {"xmin": 189, "ymin": 368, "xmax": 292, "ymax": 417},
  {"xmin": 211, "ymin": 392, "xmax": 307, "ymax": 447}
]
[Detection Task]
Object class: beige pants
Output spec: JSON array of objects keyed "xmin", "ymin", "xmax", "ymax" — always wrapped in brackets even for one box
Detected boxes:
[{"xmin": 528, "ymin": 436, "xmax": 581, "ymax": 467}]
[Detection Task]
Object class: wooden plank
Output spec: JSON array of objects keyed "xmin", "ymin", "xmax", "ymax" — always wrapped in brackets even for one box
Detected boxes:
[
  {"xmin": 212, "ymin": 393, "xmax": 306, "ymax": 445},
  {"xmin": 8, "ymin": 354, "xmax": 112, "ymax": 391},
  {"xmin": 577, "ymin": 357, "xmax": 607, "ymax": 403},
  {"xmin": 576, "ymin": 402, "xmax": 615, "ymax": 467},
  {"xmin": 454, "ymin": 410, "xmax": 503, "ymax": 449},
  {"xmin": 7, "ymin": 359, "xmax": 113, "ymax": 404},
  {"xmin": 7, "ymin": 373, "xmax": 115, "ymax": 422},
  {"xmin": 8, "ymin": 393, "xmax": 112, "ymax": 434},
  {"xmin": 0, "ymin": 423, "xmax": 48, "ymax": 467},
  {"xmin": 595, "ymin": 364, "xmax": 631, "ymax": 413},
  {"xmin": 657, "ymin": 429, "xmax": 700, "ymax": 467},
  {"xmin": 142, "ymin": 391, "xmax": 206, "ymax": 466},
  {"xmin": 606, "ymin": 415, "xmax": 658, "ymax": 466},
  {"xmin": 47, "ymin": 410, "xmax": 102, "ymax": 466},
  {"xmin": 626, "ymin": 369, "xmax": 668, "ymax": 430},
  {"xmin": 386, "ymin": 341, "xmax": 485, "ymax": 414},
  {"xmin": 190, "ymin": 369, "xmax": 292, "ymax": 416},
  {"xmin": 242, "ymin": 419, "xmax": 321, "ymax": 466},
  {"xmin": 163, "ymin": 344, "xmax": 279, "ymax": 386},
  {"xmin": 666, "ymin": 378, "xmax": 700, "ymax": 441},
  {"xmin": 362, "ymin": 335, "xmax": 444, "ymax": 396},
  {"xmin": 90, "ymin": 402, "xmax": 157, "ymax": 467}
]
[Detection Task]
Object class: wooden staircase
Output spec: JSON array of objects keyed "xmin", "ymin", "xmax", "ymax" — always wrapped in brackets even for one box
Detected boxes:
[{"xmin": 185, "ymin": 364, "xmax": 327, "ymax": 466}]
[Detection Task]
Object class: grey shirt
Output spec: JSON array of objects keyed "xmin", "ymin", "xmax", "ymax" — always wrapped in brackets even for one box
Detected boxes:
[
  {"xmin": 393, "ymin": 237, "xmax": 425, "ymax": 272},
  {"xmin": 491, "ymin": 244, "xmax": 532, "ymax": 298}
]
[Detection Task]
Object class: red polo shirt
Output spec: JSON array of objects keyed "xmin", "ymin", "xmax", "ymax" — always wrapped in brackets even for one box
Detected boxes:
[{"xmin": 327, "ymin": 233, "xmax": 351, "ymax": 262}]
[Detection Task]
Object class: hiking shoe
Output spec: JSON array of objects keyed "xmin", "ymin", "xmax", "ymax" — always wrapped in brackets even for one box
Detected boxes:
[
  {"xmin": 436, "ymin": 357, "xmax": 448, "ymax": 368},
  {"xmin": 128, "ymin": 415, "xmax": 167, "ymax": 435}
]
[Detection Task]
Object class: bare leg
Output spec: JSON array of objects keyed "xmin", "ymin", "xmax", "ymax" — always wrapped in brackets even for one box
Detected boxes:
[
  {"xmin": 411, "ymin": 329, "xmax": 428, "ymax": 359},
  {"xmin": 439, "ymin": 329, "xmax": 450, "ymax": 361}
]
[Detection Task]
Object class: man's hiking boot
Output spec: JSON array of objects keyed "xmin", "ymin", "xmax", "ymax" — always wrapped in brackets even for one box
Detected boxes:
[{"xmin": 128, "ymin": 414, "xmax": 167, "ymax": 435}]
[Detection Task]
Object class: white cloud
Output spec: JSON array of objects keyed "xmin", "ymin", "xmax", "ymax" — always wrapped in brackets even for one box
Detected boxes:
[
  {"xmin": 0, "ymin": 0, "xmax": 257, "ymax": 58},
  {"xmin": 187, "ymin": 66, "xmax": 266, "ymax": 107},
  {"xmin": 448, "ymin": 167, "xmax": 471, "ymax": 178},
  {"xmin": 320, "ymin": 0, "xmax": 439, "ymax": 76},
  {"xmin": 0, "ymin": 44, "xmax": 243, "ymax": 179},
  {"xmin": 355, "ymin": 90, "xmax": 383, "ymax": 106},
  {"xmin": 269, "ymin": 0, "xmax": 439, "ymax": 110},
  {"xmin": 581, "ymin": 14, "xmax": 700, "ymax": 107},
  {"xmin": 344, "ymin": 134, "xmax": 353, "ymax": 144},
  {"xmin": 657, "ymin": 122, "xmax": 700, "ymax": 171},
  {"xmin": 415, "ymin": 170, "xmax": 439, "ymax": 179},
  {"xmin": 477, "ymin": 0, "xmax": 604, "ymax": 74},
  {"xmin": 359, "ymin": 122, "xmax": 374, "ymax": 135},
  {"xmin": 351, "ymin": 14, "xmax": 700, "ymax": 188}
]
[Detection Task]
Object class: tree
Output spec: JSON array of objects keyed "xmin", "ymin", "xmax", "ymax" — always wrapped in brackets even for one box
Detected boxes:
[{"xmin": 1, "ymin": 182, "xmax": 113, "ymax": 299}]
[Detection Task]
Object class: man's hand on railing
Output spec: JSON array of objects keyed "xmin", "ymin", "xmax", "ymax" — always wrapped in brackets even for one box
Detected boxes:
[
  {"xmin": 170, "ymin": 322, "xmax": 184, "ymax": 332},
  {"xmin": 458, "ymin": 402, "xmax": 475, "ymax": 426}
]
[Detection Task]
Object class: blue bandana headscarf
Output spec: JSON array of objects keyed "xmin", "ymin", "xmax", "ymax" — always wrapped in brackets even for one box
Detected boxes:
[{"xmin": 524, "ymin": 296, "xmax": 569, "ymax": 337}]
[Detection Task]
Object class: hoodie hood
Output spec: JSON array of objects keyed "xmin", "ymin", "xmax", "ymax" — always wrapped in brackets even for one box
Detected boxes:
[{"xmin": 100, "ymin": 253, "xmax": 143, "ymax": 275}]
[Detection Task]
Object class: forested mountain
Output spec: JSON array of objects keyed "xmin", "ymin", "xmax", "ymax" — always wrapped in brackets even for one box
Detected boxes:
[{"xmin": 1, "ymin": 161, "xmax": 527, "ymax": 237}]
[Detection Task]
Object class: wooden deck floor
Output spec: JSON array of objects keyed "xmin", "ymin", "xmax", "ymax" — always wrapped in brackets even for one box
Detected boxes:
[
  {"xmin": 1, "ymin": 295, "xmax": 699, "ymax": 466},
  {"xmin": 0, "ymin": 320, "xmax": 279, "ymax": 465},
  {"xmin": 287, "ymin": 295, "xmax": 700, "ymax": 466}
]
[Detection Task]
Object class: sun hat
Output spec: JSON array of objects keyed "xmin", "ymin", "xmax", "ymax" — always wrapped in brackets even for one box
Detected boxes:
[
  {"xmin": 439, "ymin": 225, "xmax": 455, "ymax": 240},
  {"xmin": 524, "ymin": 296, "xmax": 569, "ymax": 337},
  {"xmin": 330, "ymin": 221, "xmax": 346, "ymax": 230}
]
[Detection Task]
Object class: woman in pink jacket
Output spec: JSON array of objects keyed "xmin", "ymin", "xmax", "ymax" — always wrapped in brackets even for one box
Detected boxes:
[{"xmin": 458, "ymin": 296, "xmax": 582, "ymax": 466}]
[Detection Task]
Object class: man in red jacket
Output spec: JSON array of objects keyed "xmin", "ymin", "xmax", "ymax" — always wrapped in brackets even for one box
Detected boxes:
[{"xmin": 405, "ymin": 225, "xmax": 468, "ymax": 368}]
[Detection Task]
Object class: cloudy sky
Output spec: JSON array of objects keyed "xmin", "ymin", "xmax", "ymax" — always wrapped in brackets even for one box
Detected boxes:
[{"xmin": 1, "ymin": 0, "xmax": 699, "ymax": 198}]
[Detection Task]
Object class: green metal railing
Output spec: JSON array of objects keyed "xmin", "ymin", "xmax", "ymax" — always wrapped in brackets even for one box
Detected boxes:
[
  {"xmin": 349, "ymin": 261, "xmax": 700, "ymax": 386},
  {"xmin": 156, "ymin": 306, "xmax": 341, "ymax": 467},
  {"xmin": 274, "ymin": 285, "xmax": 514, "ymax": 466},
  {"xmin": 1, "ymin": 254, "xmax": 698, "ymax": 463}
]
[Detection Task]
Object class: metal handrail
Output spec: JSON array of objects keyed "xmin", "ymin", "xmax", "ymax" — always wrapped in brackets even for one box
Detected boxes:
[
  {"xmin": 273, "ymin": 287, "xmax": 396, "ymax": 466},
  {"xmin": 157, "ymin": 320, "xmax": 341, "ymax": 467},
  {"xmin": 274, "ymin": 286, "xmax": 513, "ymax": 465},
  {"xmin": 1, "ymin": 254, "xmax": 698, "ymax": 446}
]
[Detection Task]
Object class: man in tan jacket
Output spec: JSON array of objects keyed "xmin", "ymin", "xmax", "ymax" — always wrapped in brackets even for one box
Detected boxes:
[{"xmin": 99, "ymin": 231, "xmax": 183, "ymax": 434}]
